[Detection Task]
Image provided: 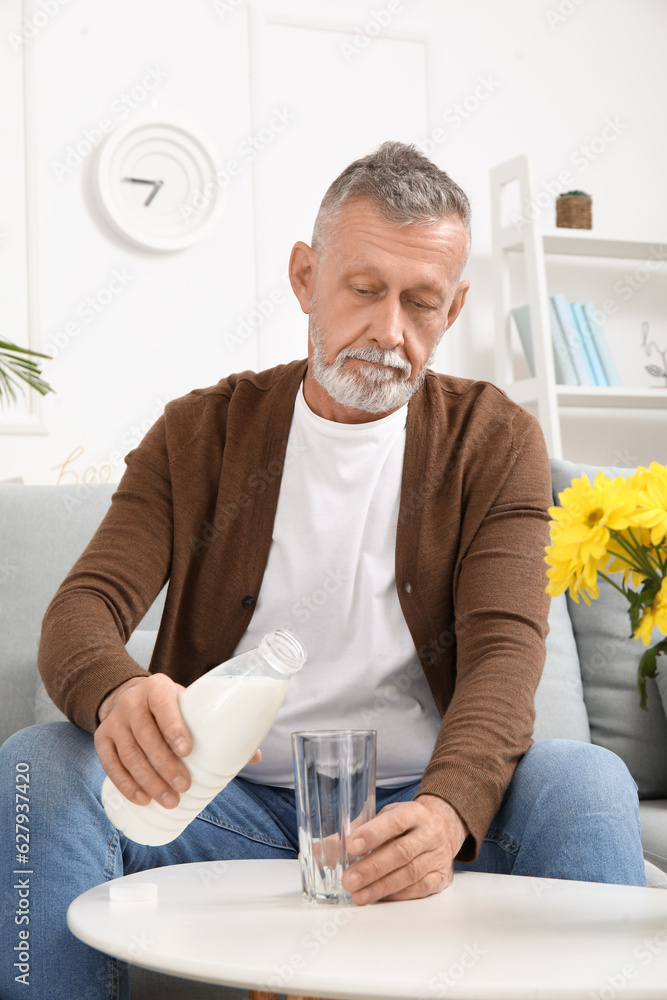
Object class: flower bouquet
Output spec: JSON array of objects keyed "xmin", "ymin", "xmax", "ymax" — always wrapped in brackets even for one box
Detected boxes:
[{"xmin": 545, "ymin": 463, "xmax": 667, "ymax": 710}]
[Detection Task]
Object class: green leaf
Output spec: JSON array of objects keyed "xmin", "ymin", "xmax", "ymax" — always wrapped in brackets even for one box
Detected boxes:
[
  {"xmin": 0, "ymin": 340, "xmax": 52, "ymax": 360},
  {"xmin": 0, "ymin": 339, "xmax": 54, "ymax": 404},
  {"xmin": 637, "ymin": 638, "xmax": 667, "ymax": 711},
  {"xmin": 626, "ymin": 584, "xmax": 657, "ymax": 637},
  {"xmin": 0, "ymin": 366, "xmax": 18, "ymax": 403}
]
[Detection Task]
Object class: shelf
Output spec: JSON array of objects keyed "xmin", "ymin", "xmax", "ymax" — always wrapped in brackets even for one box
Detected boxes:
[
  {"xmin": 555, "ymin": 386, "xmax": 667, "ymax": 408},
  {"xmin": 506, "ymin": 382, "xmax": 667, "ymax": 410},
  {"xmin": 491, "ymin": 153, "xmax": 667, "ymax": 457},
  {"xmin": 498, "ymin": 226, "xmax": 667, "ymax": 262}
]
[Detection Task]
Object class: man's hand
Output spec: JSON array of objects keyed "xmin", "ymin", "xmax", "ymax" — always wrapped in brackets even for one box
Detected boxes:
[
  {"xmin": 95, "ymin": 673, "xmax": 262, "ymax": 809},
  {"xmin": 95, "ymin": 674, "xmax": 194, "ymax": 808},
  {"xmin": 341, "ymin": 794, "xmax": 468, "ymax": 905}
]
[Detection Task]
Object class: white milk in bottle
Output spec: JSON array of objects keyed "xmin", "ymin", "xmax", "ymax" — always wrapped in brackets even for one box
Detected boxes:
[{"xmin": 101, "ymin": 629, "xmax": 306, "ymax": 846}]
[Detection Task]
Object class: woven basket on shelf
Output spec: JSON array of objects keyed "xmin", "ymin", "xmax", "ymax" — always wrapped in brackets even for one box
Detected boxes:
[{"xmin": 556, "ymin": 192, "xmax": 592, "ymax": 229}]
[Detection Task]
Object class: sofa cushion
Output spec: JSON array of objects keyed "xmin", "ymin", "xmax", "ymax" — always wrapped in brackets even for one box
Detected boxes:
[
  {"xmin": 550, "ymin": 459, "xmax": 667, "ymax": 798},
  {"xmin": 533, "ymin": 593, "xmax": 591, "ymax": 743},
  {"xmin": 0, "ymin": 483, "xmax": 165, "ymax": 746}
]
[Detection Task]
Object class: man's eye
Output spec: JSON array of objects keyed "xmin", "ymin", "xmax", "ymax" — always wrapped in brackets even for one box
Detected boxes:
[{"xmin": 355, "ymin": 288, "xmax": 371, "ymax": 295}]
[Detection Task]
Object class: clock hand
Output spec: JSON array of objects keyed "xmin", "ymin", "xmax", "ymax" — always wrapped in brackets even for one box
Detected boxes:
[
  {"xmin": 144, "ymin": 180, "xmax": 164, "ymax": 207},
  {"xmin": 121, "ymin": 177, "xmax": 164, "ymax": 207}
]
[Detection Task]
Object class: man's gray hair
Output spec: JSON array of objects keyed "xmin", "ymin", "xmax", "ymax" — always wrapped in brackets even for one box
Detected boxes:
[{"xmin": 312, "ymin": 140, "xmax": 471, "ymax": 268}]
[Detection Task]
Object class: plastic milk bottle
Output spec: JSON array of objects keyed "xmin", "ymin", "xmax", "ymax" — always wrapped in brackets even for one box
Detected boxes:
[{"xmin": 101, "ymin": 629, "xmax": 307, "ymax": 846}]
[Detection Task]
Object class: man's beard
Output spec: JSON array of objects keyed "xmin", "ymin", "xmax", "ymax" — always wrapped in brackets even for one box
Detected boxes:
[{"xmin": 309, "ymin": 307, "xmax": 439, "ymax": 415}]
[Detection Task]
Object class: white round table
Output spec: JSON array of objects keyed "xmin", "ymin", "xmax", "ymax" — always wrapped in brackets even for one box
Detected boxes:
[{"xmin": 67, "ymin": 859, "xmax": 667, "ymax": 999}]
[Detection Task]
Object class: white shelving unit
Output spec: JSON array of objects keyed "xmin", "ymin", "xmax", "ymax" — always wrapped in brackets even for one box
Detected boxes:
[{"xmin": 490, "ymin": 153, "xmax": 667, "ymax": 458}]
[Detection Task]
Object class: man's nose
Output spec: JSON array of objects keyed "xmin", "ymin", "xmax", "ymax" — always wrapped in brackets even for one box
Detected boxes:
[{"xmin": 369, "ymin": 296, "xmax": 405, "ymax": 350}]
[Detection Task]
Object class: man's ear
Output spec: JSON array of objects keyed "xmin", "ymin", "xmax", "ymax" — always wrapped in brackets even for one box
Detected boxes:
[
  {"xmin": 445, "ymin": 279, "xmax": 470, "ymax": 330},
  {"xmin": 289, "ymin": 241, "xmax": 317, "ymax": 314}
]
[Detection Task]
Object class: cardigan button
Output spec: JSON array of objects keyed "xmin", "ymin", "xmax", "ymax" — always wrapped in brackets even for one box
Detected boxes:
[
  {"xmin": 242, "ymin": 595, "xmax": 256, "ymax": 609},
  {"xmin": 405, "ymin": 582, "xmax": 412, "ymax": 594}
]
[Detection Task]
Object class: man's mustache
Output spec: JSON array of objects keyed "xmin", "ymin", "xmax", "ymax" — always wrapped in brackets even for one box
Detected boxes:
[{"xmin": 336, "ymin": 345, "xmax": 411, "ymax": 377}]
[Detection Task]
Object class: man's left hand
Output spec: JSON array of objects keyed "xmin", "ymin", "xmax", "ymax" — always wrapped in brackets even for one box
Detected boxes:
[{"xmin": 341, "ymin": 794, "xmax": 468, "ymax": 904}]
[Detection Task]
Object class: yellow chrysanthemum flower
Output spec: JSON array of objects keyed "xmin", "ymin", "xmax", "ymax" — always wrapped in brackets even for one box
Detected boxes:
[
  {"xmin": 628, "ymin": 462, "xmax": 667, "ymax": 546},
  {"xmin": 545, "ymin": 472, "xmax": 640, "ymax": 603},
  {"xmin": 634, "ymin": 578, "xmax": 667, "ymax": 646}
]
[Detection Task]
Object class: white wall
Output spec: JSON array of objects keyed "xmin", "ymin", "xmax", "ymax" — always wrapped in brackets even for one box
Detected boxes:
[{"xmin": 1, "ymin": 0, "xmax": 665, "ymax": 482}]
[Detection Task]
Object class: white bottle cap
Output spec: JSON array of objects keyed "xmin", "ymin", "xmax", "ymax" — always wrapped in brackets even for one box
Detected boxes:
[{"xmin": 109, "ymin": 881, "xmax": 158, "ymax": 902}]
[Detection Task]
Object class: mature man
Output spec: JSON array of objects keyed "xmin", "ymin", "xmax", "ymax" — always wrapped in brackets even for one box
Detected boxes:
[{"xmin": 0, "ymin": 142, "xmax": 645, "ymax": 1000}]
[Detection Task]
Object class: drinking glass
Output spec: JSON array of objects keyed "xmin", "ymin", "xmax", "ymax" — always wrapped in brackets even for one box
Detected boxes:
[{"xmin": 292, "ymin": 729, "xmax": 376, "ymax": 904}]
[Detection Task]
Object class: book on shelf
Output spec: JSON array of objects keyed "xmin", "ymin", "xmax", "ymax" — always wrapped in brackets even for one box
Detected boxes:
[
  {"xmin": 582, "ymin": 302, "xmax": 621, "ymax": 386},
  {"xmin": 570, "ymin": 301, "xmax": 608, "ymax": 386},
  {"xmin": 510, "ymin": 303, "xmax": 578, "ymax": 385},
  {"xmin": 551, "ymin": 293, "xmax": 594, "ymax": 386},
  {"xmin": 511, "ymin": 294, "xmax": 620, "ymax": 389}
]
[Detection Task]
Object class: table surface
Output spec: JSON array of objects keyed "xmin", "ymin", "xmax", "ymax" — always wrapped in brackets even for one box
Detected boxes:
[{"xmin": 67, "ymin": 859, "xmax": 667, "ymax": 1000}]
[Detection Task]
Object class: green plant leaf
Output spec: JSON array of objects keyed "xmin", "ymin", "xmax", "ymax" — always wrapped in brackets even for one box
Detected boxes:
[
  {"xmin": 637, "ymin": 637, "xmax": 667, "ymax": 711},
  {"xmin": 0, "ymin": 340, "xmax": 54, "ymax": 404},
  {"xmin": 626, "ymin": 583, "xmax": 658, "ymax": 637},
  {"xmin": 0, "ymin": 340, "xmax": 52, "ymax": 360},
  {"xmin": 0, "ymin": 366, "xmax": 18, "ymax": 404}
]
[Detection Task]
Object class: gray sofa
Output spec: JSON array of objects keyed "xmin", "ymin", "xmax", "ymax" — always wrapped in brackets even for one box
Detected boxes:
[{"xmin": 1, "ymin": 457, "xmax": 666, "ymax": 997}]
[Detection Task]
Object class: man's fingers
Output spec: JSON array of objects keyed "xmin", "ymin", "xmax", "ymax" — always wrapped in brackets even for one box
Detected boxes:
[
  {"xmin": 341, "ymin": 798, "xmax": 465, "ymax": 905},
  {"xmin": 346, "ymin": 847, "xmax": 451, "ymax": 904},
  {"xmin": 96, "ymin": 673, "xmax": 193, "ymax": 806},
  {"xmin": 344, "ymin": 830, "xmax": 420, "ymax": 891},
  {"xmin": 95, "ymin": 731, "xmax": 151, "ymax": 806},
  {"xmin": 145, "ymin": 675, "xmax": 192, "ymax": 757},
  {"xmin": 377, "ymin": 866, "xmax": 454, "ymax": 902},
  {"xmin": 125, "ymin": 710, "xmax": 190, "ymax": 805},
  {"xmin": 346, "ymin": 801, "xmax": 417, "ymax": 855}
]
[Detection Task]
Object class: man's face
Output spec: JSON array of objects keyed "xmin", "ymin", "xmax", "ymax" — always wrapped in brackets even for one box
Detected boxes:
[{"xmin": 291, "ymin": 197, "xmax": 469, "ymax": 422}]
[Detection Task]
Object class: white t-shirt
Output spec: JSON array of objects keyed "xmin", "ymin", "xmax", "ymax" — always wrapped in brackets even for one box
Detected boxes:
[{"xmin": 235, "ymin": 382, "xmax": 442, "ymax": 786}]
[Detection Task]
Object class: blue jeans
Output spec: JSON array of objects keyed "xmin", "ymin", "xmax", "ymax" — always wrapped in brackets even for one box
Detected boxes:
[{"xmin": 0, "ymin": 723, "xmax": 646, "ymax": 1000}]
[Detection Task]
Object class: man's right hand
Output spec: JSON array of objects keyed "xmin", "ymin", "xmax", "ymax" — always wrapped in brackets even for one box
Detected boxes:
[
  {"xmin": 95, "ymin": 673, "xmax": 262, "ymax": 809},
  {"xmin": 95, "ymin": 674, "xmax": 193, "ymax": 808}
]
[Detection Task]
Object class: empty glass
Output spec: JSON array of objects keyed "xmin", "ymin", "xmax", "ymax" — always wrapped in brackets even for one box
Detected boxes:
[{"xmin": 292, "ymin": 729, "xmax": 376, "ymax": 904}]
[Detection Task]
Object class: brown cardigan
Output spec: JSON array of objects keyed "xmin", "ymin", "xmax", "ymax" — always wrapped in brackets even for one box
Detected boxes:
[{"xmin": 38, "ymin": 359, "xmax": 552, "ymax": 860}]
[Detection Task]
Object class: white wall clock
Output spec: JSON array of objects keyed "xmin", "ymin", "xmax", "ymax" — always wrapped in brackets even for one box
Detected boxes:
[{"xmin": 92, "ymin": 118, "xmax": 226, "ymax": 252}]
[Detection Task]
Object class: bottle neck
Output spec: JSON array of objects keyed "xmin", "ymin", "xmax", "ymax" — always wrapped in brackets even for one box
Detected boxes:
[
  {"xmin": 258, "ymin": 630, "xmax": 307, "ymax": 677},
  {"xmin": 208, "ymin": 630, "xmax": 307, "ymax": 680}
]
